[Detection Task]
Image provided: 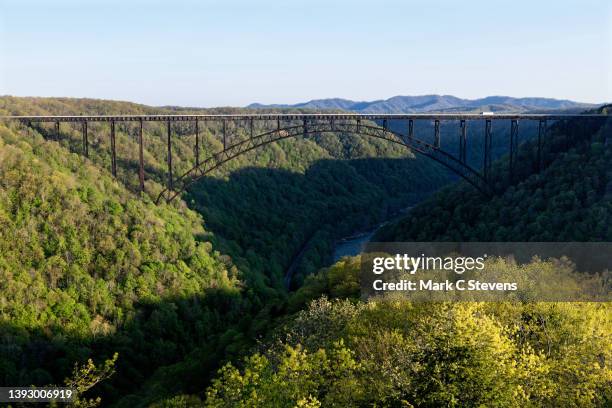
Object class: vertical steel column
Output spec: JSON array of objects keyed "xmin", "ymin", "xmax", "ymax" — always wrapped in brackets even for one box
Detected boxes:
[
  {"xmin": 459, "ymin": 120, "xmax": 467, "ymax": 163},
  {"xmin": 331, "ymin": 117, "xmax": 335, "ymax": 131},
  {"xmin": 110, "ymin": 120, "xmax": 117, "ymax": 177},
  {"xmin": 408, "ymin": 119, "xmax": 414, "ymax": 139},
  {"xmin": 277, "ymin": 118, "xmax": 280, "ymax": 131},
  {"xmin": 138, "ymin": 119, "xmax": 145, "ymax": 192},
  {"xmin": 434, "ymin": 120, "xmax": 440, "ymax": 148},
  {"xmin": 484, "ymin": 119, "xmax": 492, "ymax": 181},
  {"xmin": 223, "ymin": 120, "xmax": 227, "ymax": 150},
  {"xmin": 250, "ymin": 118, "xmax": 254, "ymax": 139},
  {"xmin": 536, "ymin": 119, "xmax": 545, "ymax": 173},
  {"xmin": 382, "ymin": 119, "xmax": 388, "ymax": 131},
  {"xmin": 509, "ymin": 119, "xmax": 519, "ymax": 182},
  {"xmin": 565, "ymin": 120, "xmax": 570, "ymax": 150},
  {"xmin": 303, "ymin": 118, "xmax": 307, "ymax": 137},
  {"xmin": 356, "ymin": 118, "xmax": 361, "ymax": 133},
  {"xmin": 194, "ymin": 119, "xmax": 200, "ymax": 167},
  {"xmin": 55, "ymin": 121, "xmax": 60, "ymax": 141},
  {"xmin": 82, "ymin": 121, "xmax": 88, "ymax": 158},
  {"xmin": 167, "ymin": 120, "xmax": 173, "ymax": 191}
]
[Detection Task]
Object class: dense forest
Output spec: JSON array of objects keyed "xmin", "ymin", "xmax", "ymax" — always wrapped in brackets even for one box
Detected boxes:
[
  {"xmin": 376, "ymin": 107, "xmax": 612, "ymax": 242},
  {"xmin": 0, "ymin": 97, "xmax": 610, "ymax": 407},
  {"xmin": 195, "ymin": 275, "xmax": 611, "ymax": 407},
  {"xmin": 153, "ymin": 107, "xmax": 611, "ymax": 406},
  {"xmin": 0, "ymin": 97, "xmax": 449, "ymax": 405},
  {"xmin": 0, "ymin": 97, "xmax": 449, "ymax": 289},
  {"xmin": 0, "ymin": 116, "xmax": 253, "ymax": 404}
]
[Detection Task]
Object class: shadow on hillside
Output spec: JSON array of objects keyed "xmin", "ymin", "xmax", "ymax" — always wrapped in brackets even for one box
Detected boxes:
[
  {"xmin": 0, "ymin": 283, "xmax": 287, "ymax": 407},
  {"xmin": 182, "ymin": 156, "xmax": 451, "ymax": 289},
  {"xmin": 0, "ymin": 155, "xmax": 449, "ymax": 407}
]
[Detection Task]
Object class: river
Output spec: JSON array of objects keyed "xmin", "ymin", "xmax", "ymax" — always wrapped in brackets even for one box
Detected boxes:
[
  {"xmin": 331, "ymin": 231, "xmax": 376, "ymax": 262},
  {"xmin": 331, "ymin": 206, "xmax": 413, "ymax": 263},
  {"xmin": 284, "ymin": 206, "xmax": 413, "ymax": 288}
]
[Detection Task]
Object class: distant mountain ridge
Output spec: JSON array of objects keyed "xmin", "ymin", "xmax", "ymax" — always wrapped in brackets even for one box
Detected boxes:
[{"xmin": 247, "ymin": 95, "xmax": 599, "ymax": 113}]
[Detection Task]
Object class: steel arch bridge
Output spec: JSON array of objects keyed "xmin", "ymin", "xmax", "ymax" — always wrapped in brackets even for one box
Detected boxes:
[
  {"xmin": 2, "ymin": 113, "xmax": 607, "ymax": 204},
  {"xmin": 158, "ymin": 119, "xmax": 488, "ymax": 203}
]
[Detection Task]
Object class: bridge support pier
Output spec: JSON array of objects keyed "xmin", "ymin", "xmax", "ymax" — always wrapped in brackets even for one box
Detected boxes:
[
  {"xmin": 434, "ymin": 120, "xmax": 440, "ymax": 148},
  {"xmin": 55, "ymin": 121, "xmax": 60, "ymax": 141},
  {"xmin": 536, "ymin": 119, "xmax": 546, "ymax": 173},
  {"xmin": 110, "ymin": 120, "xmax": 117, "ymax": 177},
  {"xmin": 139, "ymin": 119, "xmax": 145, "ymax": 192},
  {"xmin": 195, "ymin": 119, "xmax": 200, "ymax": 167},
  {"xmin": 509, "ymin": 119, "xmax": 519, "ymax": 182},
  {"xmin": 484, "ymin": 119, "xmax": 492, "ymax": 181},
  {"xmin": 223, "ymin": 120, "xmax": 227, "ymax": 150},
  {"xmin": 82, "ymin": 121, "xmax": 88, "ymax": 158},
  {"xmin": 408, "ymin": 119, "xmax": 414, "ymax": 140},
  {"xmin": 459, "ymin": 120, "xmax": 467, "ymax": 163},
  {"xmin": 167, "ymin": 120, "xmax": 173, "ymax": 191}
]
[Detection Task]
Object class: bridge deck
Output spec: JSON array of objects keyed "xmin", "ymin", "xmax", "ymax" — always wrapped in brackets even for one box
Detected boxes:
[{"xmin": 0, "ymin": 113, "xmax": 607, "ymax": 122}]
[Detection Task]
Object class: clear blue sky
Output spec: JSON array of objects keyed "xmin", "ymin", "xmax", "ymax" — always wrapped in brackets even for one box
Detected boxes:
[{"xmin": 1, "ymin": 0, "xmax": 610, "ymax": 106}]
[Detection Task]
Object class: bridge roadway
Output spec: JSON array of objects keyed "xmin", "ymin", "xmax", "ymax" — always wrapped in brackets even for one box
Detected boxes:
[{"xmin": 1, "ymin": 113, "xmax": 606, "ymax": 122}]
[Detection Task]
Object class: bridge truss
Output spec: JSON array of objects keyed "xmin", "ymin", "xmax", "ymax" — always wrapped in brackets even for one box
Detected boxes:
[{"xmin": 1, "ymin": 113, "xmax": 607, "ymax": 203}]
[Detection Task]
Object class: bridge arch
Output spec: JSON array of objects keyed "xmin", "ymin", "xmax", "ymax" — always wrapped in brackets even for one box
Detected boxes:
[{"xmin": 156, "ymin": 121, "xmax": 490, "ymax": 203}]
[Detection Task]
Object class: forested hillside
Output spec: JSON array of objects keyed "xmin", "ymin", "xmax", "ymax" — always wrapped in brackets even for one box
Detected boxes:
[
  {"xmin": 158, "ymin": 257, "xmax": 611, "ymax": 407},
  {"xmin": 156, "ymin": 108, "xmax": 612, "ymax": 407},
  {"xmin": 0, "ymin": 122, "xmax": 256, "ymax": 403},
  {"xmin": 199, "ymin": 293, "xmax": 610, "ymax": 407},
  {"xmin": 1, "ymin": 97, "xmax": 449, "ymax": 289},
  {"xmin": 0, "ymin": 96, "xmax": 450, "ymax": 405},
  {"xmin": 377, "ymin": 107, "xmax": 612, "ymax": 242}
]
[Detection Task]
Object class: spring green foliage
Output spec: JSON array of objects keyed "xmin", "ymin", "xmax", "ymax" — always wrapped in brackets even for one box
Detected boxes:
[
  {"xmin": 0, "ymin": 96, "xmax": 449, "ymax": 289},
  {"xmin": 0, "ymin": 96, "xmax": 448, "ymax": 405},
  {"xmin": 195, "ymin": 109, "xmax": 612, "ymax": 407},
  {"xmin": 0, "ymin": 127, "xmax": 236, "ymax": 337},
  {"xmin": 205, "ymin": 341, "xmax": 362, "ymax": 407},
  {"xmin": 64, "ymin": 353, "xmax": 118, "ymax": 408},
  {"xmin": 0, "ymin": 123, "xmax": 249, "ymax": 401},
  {"xmin": 204, "ymin": 293, "xmax": 611, "ymax": 407}
]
